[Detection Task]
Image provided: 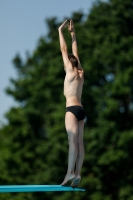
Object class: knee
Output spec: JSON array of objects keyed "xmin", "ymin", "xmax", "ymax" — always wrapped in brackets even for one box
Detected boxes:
[
  {"xmin": 68, "ymin": 134, "xmax": 78, "ymax": 144},
  {"xmin": 77, "ymin": 139, "xmax": 84, "ymax": 147}
]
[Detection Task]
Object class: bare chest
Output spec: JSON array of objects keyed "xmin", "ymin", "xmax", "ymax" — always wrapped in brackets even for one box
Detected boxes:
[{"xmin": 63, "ymin": 72, "xmax": 84, "ymax": 96}]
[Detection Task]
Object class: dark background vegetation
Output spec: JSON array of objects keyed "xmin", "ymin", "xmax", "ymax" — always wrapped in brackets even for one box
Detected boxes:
[{"xmin": 0, "ymin": 0, "xmax": 133, "ymax": 199}]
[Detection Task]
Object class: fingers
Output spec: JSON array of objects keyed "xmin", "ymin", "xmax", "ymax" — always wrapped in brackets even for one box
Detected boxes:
[
  {"xmin": 58, "ymin": 20, "xmax": 69, "ymax": 31},
  {"xmin": 63, "ymin": 19, "xmax": 73, "ymax": 28},
  {"xmin": 63, "ymin": 19, "xmax": 69, "ymax": 27},
  {"xmin": 68, "ymin": 19, "xmax": 75, "ymax": 33},
  {"xmin": 58, "ymin": 19, "xmax": 73, "ymax": 31},
  {"xmin": 68, "ymin": 20, "xmax": 72, "ymax": 30},
  {"xmin": 70, "ymin": 19, "xmax": 74, "ymax": 27},
  {"xmin": 63, "ymin": 20, "xmax": 67, "ymax": 25},
  {"xmin": 69, "ymin": 20, "xmax": 72, "ymax": 28}
]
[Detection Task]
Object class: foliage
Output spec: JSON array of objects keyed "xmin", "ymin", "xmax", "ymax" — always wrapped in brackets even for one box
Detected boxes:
[{"xmin": 0, "ymin": 0, "xmax": 133, "ymax": 199}]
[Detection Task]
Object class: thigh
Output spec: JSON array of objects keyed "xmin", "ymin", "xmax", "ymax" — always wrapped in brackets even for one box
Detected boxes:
[
  {"xmin": 78, "ymin": 120, "xmax": 84, "ymax": 143},
  {"xmin": 65, "ymin": 112, "xmax": 78, "ymax": 139}
]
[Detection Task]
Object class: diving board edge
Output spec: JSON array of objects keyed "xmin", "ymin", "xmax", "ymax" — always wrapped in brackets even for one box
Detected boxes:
[{"xmin": 0, "ymin": 185, "xmax": 85, "ymax": 193}]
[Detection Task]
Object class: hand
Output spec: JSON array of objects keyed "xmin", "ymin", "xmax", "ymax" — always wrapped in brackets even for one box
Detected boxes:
[
  {"xmin": 58, "ymin": 20, "xmax": 69, "ymax": 31},
  {"xmin": 68, "ymin": 20, "xmax": 75, "ymax": 34}
]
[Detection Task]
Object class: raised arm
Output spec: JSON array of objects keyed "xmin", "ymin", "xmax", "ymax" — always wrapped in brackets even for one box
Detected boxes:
[
  {"xmin": 58, "ymin": 20, "xmax": 68, "ymax": 51},
  {"xmin": 58, "ymin": 20, "xmax": 72, "ymax": 70},
  {"xmin": 68, "ymin": 20, "xmax": 83, "ymax": 70}
]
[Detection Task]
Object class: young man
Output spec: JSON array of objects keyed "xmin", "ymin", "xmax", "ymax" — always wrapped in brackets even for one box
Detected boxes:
[{"xmin": 58, "ymin": 20, "xmax": 85, "ymax": 187}]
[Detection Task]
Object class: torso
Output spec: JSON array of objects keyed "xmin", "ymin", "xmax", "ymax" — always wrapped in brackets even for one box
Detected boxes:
[{"xmin": 64, "ymin": 68, "xmax": 84, "ymax": 107}]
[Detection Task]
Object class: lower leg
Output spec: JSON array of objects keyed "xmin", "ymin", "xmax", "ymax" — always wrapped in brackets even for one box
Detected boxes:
[
  {"xmin": 67, "ymin": 140, "xmax": 78, "ymax": 174},
  {"xmin": 75, "ymin": 143, "xmax": 84, "ymax": 176},
  {"xmin": 61, "ymin": 140, "xmax": 77, "ymax": 185},
  {"xmin": 70, "ymin": 143, "xmax": 84, "ymax": 187}
]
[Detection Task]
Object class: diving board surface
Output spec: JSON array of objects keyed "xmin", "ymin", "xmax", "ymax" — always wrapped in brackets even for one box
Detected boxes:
[{"xmin": 0, "ymin": 185, "xmax": 85, "ymax": 193}]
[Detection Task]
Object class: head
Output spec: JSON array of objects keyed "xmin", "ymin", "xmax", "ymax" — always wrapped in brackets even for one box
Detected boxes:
[{"xmin": 68, "ymin": 54, "xmax": 78, "ymax": 69}]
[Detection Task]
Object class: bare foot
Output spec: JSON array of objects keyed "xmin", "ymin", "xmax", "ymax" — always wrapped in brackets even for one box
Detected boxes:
[
  {"xmin": 61, "ymin": 173, "xmax": 75, "ymax": 186},
  {"xmin": 70, "ymin": 175, "xmax": 81, "ymax": 188}
]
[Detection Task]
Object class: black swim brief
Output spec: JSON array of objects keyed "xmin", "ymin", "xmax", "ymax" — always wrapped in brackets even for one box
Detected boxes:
[{"xmin": 66, "ymin": 106, "xmax": 85, "ymax": 121}]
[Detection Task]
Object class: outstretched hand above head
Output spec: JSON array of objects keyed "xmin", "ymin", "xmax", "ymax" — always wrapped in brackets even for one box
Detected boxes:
[
  {"xmin": 68, "ymin": 20, "xmax": 75, "ymax": 34},
  {"xmin": 58, "ymin": 20, "xmax": 69, "ymax": 31}
]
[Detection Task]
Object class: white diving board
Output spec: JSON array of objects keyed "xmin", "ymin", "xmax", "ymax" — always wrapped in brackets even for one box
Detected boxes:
[{"xmin": 0, "ymin": 185, "xmax": 85, "ymax": 193}]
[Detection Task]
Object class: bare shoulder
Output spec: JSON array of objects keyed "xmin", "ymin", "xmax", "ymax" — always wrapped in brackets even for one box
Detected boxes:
[{"xmin": 65, "ymin": 62, "xmax": 75, "ymax": 73}]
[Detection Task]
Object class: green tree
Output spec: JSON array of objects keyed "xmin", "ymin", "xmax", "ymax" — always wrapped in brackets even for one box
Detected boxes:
[{"xmin": 0, "ymin": 0, "xmax": 133, "ymax": 200}]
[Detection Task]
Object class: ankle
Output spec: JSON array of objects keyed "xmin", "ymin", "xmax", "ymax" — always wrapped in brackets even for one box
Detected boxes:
[
  {"xmin": 67, "ymin": 171, "xmax": 75, "ymax": 175},
  {"xmin": 75, "ymin": 174, "xmax": 81, "ymax": 178}
]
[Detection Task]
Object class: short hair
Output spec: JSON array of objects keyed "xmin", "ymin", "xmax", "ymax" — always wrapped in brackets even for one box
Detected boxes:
[{"xmin": 68, "ymin": 54, "xmax": 78, "ymax": 68}]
